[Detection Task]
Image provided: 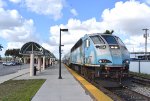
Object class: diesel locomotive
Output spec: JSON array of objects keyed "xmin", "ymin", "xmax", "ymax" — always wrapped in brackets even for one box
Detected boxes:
[{"xmin": 63, "ymin": 33, "xmax": 130, "ymax": 80}]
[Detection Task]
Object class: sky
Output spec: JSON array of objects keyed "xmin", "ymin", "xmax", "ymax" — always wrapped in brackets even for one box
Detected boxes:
[{"xmin": 0, "ymin": 0, "xmax": 150, "ymax": 58}]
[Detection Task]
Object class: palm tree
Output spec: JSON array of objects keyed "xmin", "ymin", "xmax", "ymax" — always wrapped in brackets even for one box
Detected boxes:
[
  {"xmin": 0, "ymin": 44, "xmax": 3, "ymax": 51},
  {"xmin": 103, "ymin": 30, "xmax": 114, "ymax": 34}
]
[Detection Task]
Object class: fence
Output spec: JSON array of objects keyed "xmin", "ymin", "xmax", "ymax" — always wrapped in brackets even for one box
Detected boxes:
[{"xmin": 130, "ymin": 60, "xmax": 150, "ymax": 74}]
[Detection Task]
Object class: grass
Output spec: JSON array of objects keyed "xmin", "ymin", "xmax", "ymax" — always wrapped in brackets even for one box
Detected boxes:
[
  {"xmin": 130, "ymin": 71, "xmax": 150, "ymax": 79},
  {"xmin": 0, "ymin": 79, "xmax": 45, "ymax": 101}
]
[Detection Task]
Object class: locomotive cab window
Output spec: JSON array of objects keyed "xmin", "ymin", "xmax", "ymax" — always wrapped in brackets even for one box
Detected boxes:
[
  {"xmin": 116, "ymin": 37, "xmax": 125, "ymax": 46},
  {"xmin": 90, "ymin": 35, "xmax": 104, "ymax": 44},
  {"xmin": 102, "ymin": 35, "xmax": 118, "ymax": 44},
  {"xmin": 116, "ymin": 36, "xmax": 128, "ymax": 50}
]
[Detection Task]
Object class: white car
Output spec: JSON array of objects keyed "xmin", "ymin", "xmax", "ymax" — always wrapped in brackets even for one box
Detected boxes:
[{"xmin": 3, "ymin": 62, "xmax": 15, "ymax": 66}]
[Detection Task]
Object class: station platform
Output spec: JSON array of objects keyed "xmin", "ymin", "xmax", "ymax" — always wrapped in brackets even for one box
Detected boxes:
[{"xmin": 14, "ymin": 63, "xmax": 112, "ymax": 101}]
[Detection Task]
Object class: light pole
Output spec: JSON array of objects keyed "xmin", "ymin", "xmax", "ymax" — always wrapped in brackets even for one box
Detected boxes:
[
  {"xmin": 59, "ymin": 28, "xmax": 68, "ymax": 79},
  {"xmin": 143, "ymin": 28, "xmax": 149, "ymax": 60}
]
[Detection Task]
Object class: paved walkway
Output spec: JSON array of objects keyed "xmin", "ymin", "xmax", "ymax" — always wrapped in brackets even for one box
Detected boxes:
[
  {"xmin": 0, "ymin": 66, "xmax": 29, "ymax": 84},
  {"xmin": 14, "ymin": 64, "xmax": 93, "ymax": 101}
]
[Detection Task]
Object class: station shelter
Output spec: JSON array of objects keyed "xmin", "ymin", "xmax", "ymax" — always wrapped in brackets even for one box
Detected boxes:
[{"xmin": 20, "ymin": 42, "xmax": 56, "ymax": 76}]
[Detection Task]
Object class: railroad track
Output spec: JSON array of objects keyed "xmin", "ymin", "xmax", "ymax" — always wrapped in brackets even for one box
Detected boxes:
[
  {"xmin": 89, "ymin": 77, "xmax": 150, "ymax": 101},
  {"xmin": 69, "ymin": 67, "xmax": 150, "ymax": 101},
  {"xmin": 91, "ymin": 80, "xmax": 123, "ymax": 101},
  {"xmin": 130, "ymin": 74, "xmax": 150, "ymax": 86},
  {"xmin": 93, "ymin": 79, "xmax": 150, "ymax": 101},
  {"xmin": 107, "ymin": 87, "xmax": 150, "ymax": 101}
]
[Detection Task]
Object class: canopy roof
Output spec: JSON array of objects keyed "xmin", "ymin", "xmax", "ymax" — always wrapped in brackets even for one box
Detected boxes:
[
  {"xmin": 20, "ymin": 42, "xmax": 55, "ymax": 58},
  {"xmin": 44, "ymin": 49, "xmax": 55, "ymax": 58}
]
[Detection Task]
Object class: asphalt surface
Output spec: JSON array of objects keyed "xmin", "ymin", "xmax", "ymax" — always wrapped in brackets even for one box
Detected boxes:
[{"xmin": 0, "ymin": 63, "xmax": 29, "ymax": 76}]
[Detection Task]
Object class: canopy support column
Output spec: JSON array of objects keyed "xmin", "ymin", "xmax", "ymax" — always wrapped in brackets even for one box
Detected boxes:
[
  {"xmin": 30, "ymin": 53, "xmax": 34, "ymax": 76},
  {"xmin": 43, "ymin": 56, "xmax": 45, "ymax": 70}
]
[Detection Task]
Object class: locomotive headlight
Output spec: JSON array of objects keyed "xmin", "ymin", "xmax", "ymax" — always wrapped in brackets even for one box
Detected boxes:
[
  {"xmin": 99, "ymin": 60, "xmax": 102, "ymax": 63},
  {"xmin": 114, "ymin": 46, "xmax": 118, "ymax": 49},
  {"xmin": 123, "ymin": 59, "xmax": 130, "ymax": 64},
  {"xmin": 110, "ymin": 46, "xmax": 114, "ymax": 49},
  {"xmin": 126, "ymin": 60, "xmax": 129, "ymax": 64},
  {"xmin": 110, "ymin": 45, "xmax": 119, "ymax": 49}
]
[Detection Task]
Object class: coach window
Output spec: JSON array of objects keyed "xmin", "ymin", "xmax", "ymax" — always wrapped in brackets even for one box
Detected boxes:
[{"xmin": 86, "ymin": 39, "xmax": 90, "ymax": 48}]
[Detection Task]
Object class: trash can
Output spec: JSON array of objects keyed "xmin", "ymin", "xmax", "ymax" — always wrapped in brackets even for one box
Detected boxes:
[{"xmin": 34, "ymin": 66, "xmax": 36, "ymax": 75}]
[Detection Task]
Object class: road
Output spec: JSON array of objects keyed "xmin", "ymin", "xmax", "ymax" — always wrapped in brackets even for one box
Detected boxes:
[{"xmin": 0, "ymin": 64, "xmax": 29, "ymax": 76}]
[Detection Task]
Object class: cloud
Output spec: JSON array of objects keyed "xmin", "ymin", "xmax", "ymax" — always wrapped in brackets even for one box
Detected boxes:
[
  {"xmin": 49, "ymin": 18, "xmax": 106, "ymax": 45},
  {"xmin": 101, "ymin": 1, "xmax": 150, "ymax": 35},
  {"xmin": 0, "ymin": 9, "xmax": 23, "ymax": 29},
  {"xmin": 25, "ymin": 0, "xmax": 64, "ymax": 20},
  {"xmin": 48, "ymin": 0, "xmax": 150, "ymax": 58},
  {"xmin": 0, "ymin": 7, "xmax": 37, "ymax": 42},
  {"xmin": 0, "ymin": 6, "xmax": 39, "ymax": 52},
  {"xmin": 9, "ymin": 0, "xmax": 21, "ymax": 4},
  {"xmin": 48, "ymin": 18, "xmax": 106, "ymax": 58},
  {"xmin": 7, "ymin": 42, "xmax": 24, "ymax": 49},
  {"xmin": 100, "ymin": 0, "xmax": 150, "ymax": 52},
  {"xmin": 0, "ymin": 19, "xmax": 37, "ymax": 42},
  {"xmin": 10, "ymin": 0, "xmax": 79, "ymax": 20},
  {"xmin": 10, "ymin": 0, "xmax": 64, "ymax": 20},
  {"xmin": 70, "ymin": 9, "xmax": 78, "ymax": 16},
  {"xmin": 2, "ymin": 0, "xmax": 150, "ymax": 58},
  {"xmin": 123, "ymin": 35, "xmax": 146, "ymax": 51},
  {"xmin": 0, "ymin": 0, "xmax": 6, "ymax": 8}
]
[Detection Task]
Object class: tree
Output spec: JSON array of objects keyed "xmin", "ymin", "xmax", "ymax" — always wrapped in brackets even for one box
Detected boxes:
[
  {"xmin": 0, "ymin": 44, "xmax": 3, "ymax": 61},
  {"xmin": 103, "ymin": 30, "xmax": 114, "ymax": 34},
  {"xmin": 5, "ymin": 49, "xmax": 23, "ymax": 61},
  {"xmin": 0, "ymin": 44, "xmax": 3, "ymax": 51}
]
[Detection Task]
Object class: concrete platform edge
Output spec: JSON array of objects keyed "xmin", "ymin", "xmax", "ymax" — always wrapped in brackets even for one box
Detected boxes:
[{"xmin": 64, "ymin": 64, "xmax": 113, "ymax": 101}]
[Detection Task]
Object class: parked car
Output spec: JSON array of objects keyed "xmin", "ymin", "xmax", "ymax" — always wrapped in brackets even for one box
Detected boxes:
[
  {"xmin": 14, "ymin": 62, "xmax": 22, "ymax": 65},
  {"xmin": 3, "ymin": 62, "xmax": 15, "ymax": 66},
  {"xmin": 2, "ymin": 62, "xmax": 6, "ymax": 65}
]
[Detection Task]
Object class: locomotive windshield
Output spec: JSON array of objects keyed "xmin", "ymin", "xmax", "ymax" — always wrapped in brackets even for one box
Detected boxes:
[
  {"xmin": 90, "ymin": 35, "xmax": 104, "ymax": 44},
  {"xmin": 101, "ymin": 35, "xmax": 118, "ymax": 44},
  {"xmin": 116, "ymin": 37, "xmax": 125, "ymax": 46}
]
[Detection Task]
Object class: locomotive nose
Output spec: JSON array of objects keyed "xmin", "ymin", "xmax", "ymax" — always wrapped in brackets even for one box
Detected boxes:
[{"xmin": 110, "ymin": 47, "xmax": 123, "ymax": 65}]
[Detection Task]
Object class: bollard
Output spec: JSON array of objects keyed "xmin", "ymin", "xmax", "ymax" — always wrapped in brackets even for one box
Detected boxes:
[{"xmin": 34, "ymin": 66, "xmax": 36, "ymax": 75}]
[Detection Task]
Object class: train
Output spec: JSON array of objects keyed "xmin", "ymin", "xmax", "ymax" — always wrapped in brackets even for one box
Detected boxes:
[{"xmin": 63, "ymin": 33, "xmax": 130, "ymax": 81}]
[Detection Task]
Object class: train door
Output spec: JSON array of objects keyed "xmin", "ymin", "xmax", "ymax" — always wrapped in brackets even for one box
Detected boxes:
[{"xmin": 84, "ymin": 38, "xmax": 90, "ymax": 65}]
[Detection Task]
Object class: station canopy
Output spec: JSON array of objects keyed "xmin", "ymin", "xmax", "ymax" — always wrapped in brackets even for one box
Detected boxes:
[
  {"xmin": 43, "ymin": 49, "xmax": 55, "ymax": 58},
  {"xmin": 20, "ymin": 42, "xmax": 55, "ymax": 58}
]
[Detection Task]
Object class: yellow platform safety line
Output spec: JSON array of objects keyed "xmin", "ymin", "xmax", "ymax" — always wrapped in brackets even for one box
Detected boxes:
[{"xmin": 64, "ymin": 64, "xmax": 113, "ymax": 101}]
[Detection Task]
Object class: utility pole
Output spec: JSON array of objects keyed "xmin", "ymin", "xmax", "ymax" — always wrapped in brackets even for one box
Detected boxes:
[{"xmin": 143, "ymin": 28, "xmax": 149, "ymax": 60}]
